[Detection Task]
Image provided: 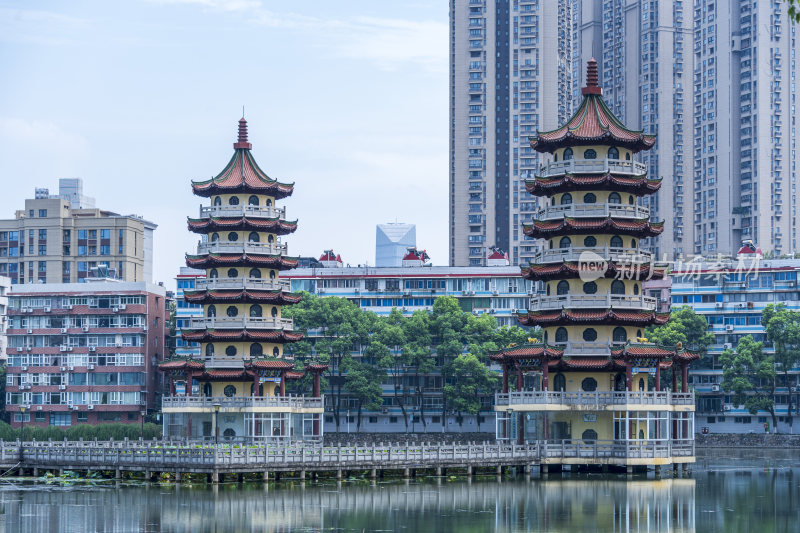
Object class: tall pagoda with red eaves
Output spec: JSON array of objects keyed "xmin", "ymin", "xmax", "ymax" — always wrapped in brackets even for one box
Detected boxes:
[
  {"xmin": 160, "ymin": 118, "xmax": 325, "ymax": 442},
  {"xmin": 491, "ymin": 61, "xmax": 698, "ymax": 471}
]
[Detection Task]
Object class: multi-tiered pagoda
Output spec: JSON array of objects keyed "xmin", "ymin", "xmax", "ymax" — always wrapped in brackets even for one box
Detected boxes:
[
  {"xmin": 160, "ymin": 118, "xmax": 325, "ymax": 441},
  {"xmin": 492, "ymin": 60, "xmax": 698, "ymax": 470}
]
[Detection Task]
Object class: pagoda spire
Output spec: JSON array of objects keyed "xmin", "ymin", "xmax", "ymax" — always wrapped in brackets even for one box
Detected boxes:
[
  {"xmin": 234, "ymin": 117, "xmax": 252, "ymax": 150},
  {"xmin": 582, "ymin": 58, "xmax": 601, "ymax": 96}
]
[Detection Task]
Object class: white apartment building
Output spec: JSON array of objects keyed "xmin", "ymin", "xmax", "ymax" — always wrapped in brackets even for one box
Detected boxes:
[{"xmin": 0, "ymin": 275, "xmax": 9, "ymax": 361}]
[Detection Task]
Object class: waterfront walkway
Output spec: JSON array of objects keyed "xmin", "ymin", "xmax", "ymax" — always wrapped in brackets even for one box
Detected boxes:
[{"xmin": 1, "ymin": 439, "xmax": 694, "ymax": 481}]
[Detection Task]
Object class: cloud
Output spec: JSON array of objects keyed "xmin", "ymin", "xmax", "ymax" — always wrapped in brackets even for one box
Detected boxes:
[{"xmin": 0, "ymin": 7, "xmax": 88, "ymax": 45}]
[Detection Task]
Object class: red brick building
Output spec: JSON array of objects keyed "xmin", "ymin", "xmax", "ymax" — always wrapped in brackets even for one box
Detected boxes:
[{"xmin": 5, "ymin": 280, "xmax": 166, "ymax": 428}]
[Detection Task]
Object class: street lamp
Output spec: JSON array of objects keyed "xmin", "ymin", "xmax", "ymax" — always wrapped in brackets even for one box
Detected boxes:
[
  {"xmin": 19, "ymin": 405, "xmax": 27, "ymax": 462},
  {"xmin": 213, "ymin": 401, "xmax": 221, "ymax": 446},
  {"xmin": 140, "ymin": 409, "xmax": 146, "ymax": 439},
  {"xmin": 506, "ymin": 408, "xmax": 513, "ymax": 442}
]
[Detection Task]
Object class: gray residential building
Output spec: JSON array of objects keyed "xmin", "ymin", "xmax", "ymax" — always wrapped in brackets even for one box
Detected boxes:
[{"xmin": 449, "ymin": 0, "xmax": 573, "ymax": 267}]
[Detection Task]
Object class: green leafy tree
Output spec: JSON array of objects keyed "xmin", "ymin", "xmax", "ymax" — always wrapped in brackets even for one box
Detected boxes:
[
  {"xmin": 443, "ymin": 353, "xmax": 498, "ymax": 430},
  {"xmin": 761, "ymin": 304, "xmax": 800, "ymax": 431},
  {"xmin": 720, "ymin": 335, "xmax": 778, "ymax": 432},
  {"xmin": 342, "ymin": 357, "xmax": 385, "ymax": 431},
  {"xmin": 376, "ymin": 310, "xmax": 410, "ymax": 430},
  {"xmin": 786, "ymin": 0, "xmax": 800, "ymax": 23},
  {"xmin": 646, "ymin": 305, "xmax": 715, "ymax": 375}
]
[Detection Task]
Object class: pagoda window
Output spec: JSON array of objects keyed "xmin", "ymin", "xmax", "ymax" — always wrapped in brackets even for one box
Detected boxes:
[
  {"xmin": 207, "ymin": 305, "xmax": 216, "ymax": 317},
  {"xmin": 268, "ymin": 235, "xmax": 274, "ymax": 243},
  {"xmin": 224, "ymin": 385, "xmax": 236, "ymax": 396},
  {"xmin": 553, "ymin": 373, "xmax": 566, "ymax": 391},
  {"xmin": 628, "ymin": 195, "xmax": 634, "ymax": 205},
  {"xmin": 607, "ymin": 146, "xmax": 619, "ymax": 159},
  {"xmin": 248, "ymin": 232, "xmax": 260, "ymax": 243},
  {"xmin": 563, "ymin": 148, "xmax": 573, "ymax": 160},
  {"xmin": 205, "ymin": 344, "xmax": 214, "ymax": 357},
  {"xmin": 613, "ymin": 327, "xmax": 627, "ymax": 343},
  {"xmin": 227, "ymin": 268, "xmax": 239, "ymax": 278},
  {"xmin": 543, "ymin": 330, "xmax": 548, "ymax": 343},
  {"xmin": 583, "ymin": 193, "xmax": 597, "ymax": 203},
  {"xmin": 549, "ymin": 240, "xmax": 554, "ymax": 249},
  {"xmin": 611, "ymin": 280, "xmax": 625, "ymax": 295},
  {"xmin": 226, "ymin": 306, "xmax": 239, "ymax": 317},
  {"xmin": 631, "ymin": 238, "xmax": 636, "ymax": 247},
  {"xmin": 555, "ymin": 327, "xmax": 568, "ymax": 343},
  {"xmin": 610, "ymin": 235, "xmax": 623, "ymax": 248},
  {"xmin": 225, "ymin": 346, "xmax": 237, "ymax": 356},
  {"xmin": 250, "ymin": 304, "xmax": 263, "ymax": 318},
  {"xmin": 625, "ymin": 153, "xmax": 631, "ymax": 160},
  {"xmin": 228, "ymin": 196, "xmax": 240, "ymax": 206},
  {"xmin": 637, "ymin": 329, "xmax": 642, "ymax": 338},
  {"xmin": 559, "ymin": 236, "xmax": 571, "ymax": 249},
  {"xmin": 213, "ymin": 197, "xmax": 222, "ymax": 206},
  {"xmin": 583, "ymin": 149, "xmax": 597, "ymax": 159},
  {"xmin": 584, "ymin": 236, "xmax": 597, "ymax": 247},
  {"xmin": 248, "ymin": 195, "xmax": 259, "ymax": 206},
  {"xmin": 249, "ymin": 268, "xmax": 261, "ymax": 279},
  {"xmin": 250, "ymin": 343, "xmax": 263, "ymax": 357},
  {"xmin": 608, "ymin": 192, "xmax": 621, "ymax": 204},
  {"xmin": 582, "ymin": 429, "xmax": 598, "ymax": 441},
  {"xmin": 203, "ymin": 382, "xmax": 212, "ymax": 396},
  {"xmin": 560, "ymin": 193, "xmax": 573, "ymax": 205},
  {"xmin": 209, "ymin": 268, "xmax": 219, "ymax": 278},
  {"xmin": 551, "ymin": 197, "xmax": 556, "ymax": 206},
  {"xmin": 633, "ymin": 283, "xmax": 639, "ymax": 295},
  {"xmin": 581, "ymin": 377, "xmax": 598, "ymax": 392},
  {"xmin": 556, "ymin": 280, "xmax": 569, "ymax": 295},
  {"xmin": 639, "ymin": 378, "xmax": 645, "ymax": 391},
  {"xmin": 211, "ymin": 233, "xmax": 220, "ymax": 242},
  {"xmin": 266, "ymin": 199, "xmax": 272, "ymax": 207},
  {"xmin": 583, "ymin": 281, "xmax": 597, "ymax": 294},
  {"xmin": 546, "ymin": 284, "xmax": 551, "ymax": 296},
  {"xmin": 553, "ymin": 153, "xmax": 558, "ymax": 162},
  {"xmin": 582, "ymin": 328, "xmax": 598, "ymax": 341},
  {"xmin": 269, "ymin": 270, "xmax": 276, "ymax": 280},
  {"xmin": 614, "ymin": 373, "xmax": 626, "ymax": 391},
  {"xmin": 271, "ymin": 306, "xmax": 278, "ymax": 317},
  {"xmin": 273, "ymin": 347, "xmax": 280, "ymax": 357},
  {"xmin": 228, "ymin": 232, "xmax": 239, "ymax": 242}
]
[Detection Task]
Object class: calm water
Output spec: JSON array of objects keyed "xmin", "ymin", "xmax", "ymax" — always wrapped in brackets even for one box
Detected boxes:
[{"xmin": 1, "ymin": 449, "xmax": 798, "ymax": 532}]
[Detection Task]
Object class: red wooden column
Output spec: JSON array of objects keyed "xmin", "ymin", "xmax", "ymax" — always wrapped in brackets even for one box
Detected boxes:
[
  {"xmin": 515, "ymin": 364, "xmax": 524, "ymax": 391},
  {"xmin": 655, "ymin": 364, "xmax": 661, "ymax": 392},
  {"xmin": 312, "ymin": 371, "xmax": 321, "ymax": 397},
  {"xmin": 279, "ymin": 371, "xmax": 286, "ymax": 396},
  {"xmin": 186, "ymin": 371, "xmax": 193, "ymax": 397},
  {"xmin": 169, "ymin": 376, "xmax": 176, "ymax": 396},
  {"xmin": 542, "ymin": 359, "xmax": 549, "ymax": 391},
  {"xmin": 681, "ymin": 363, "xmax": 688, "ymax": 393}
]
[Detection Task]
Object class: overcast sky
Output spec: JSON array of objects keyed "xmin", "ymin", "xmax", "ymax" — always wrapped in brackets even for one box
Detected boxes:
[{"xmin": 0, "ymin": 0, "xmax": 449, "ymax": 288}]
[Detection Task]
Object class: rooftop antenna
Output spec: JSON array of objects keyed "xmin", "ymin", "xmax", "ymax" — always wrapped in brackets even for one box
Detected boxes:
[{"xmin": 242, "ymin": 105, "xmax": 245, "ymax": 118}]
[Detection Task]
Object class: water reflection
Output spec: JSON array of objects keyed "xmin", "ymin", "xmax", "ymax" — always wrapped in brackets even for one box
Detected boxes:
[{"xmin": 0, "ymin": 449, "xmax": 798, "ymax": 532}]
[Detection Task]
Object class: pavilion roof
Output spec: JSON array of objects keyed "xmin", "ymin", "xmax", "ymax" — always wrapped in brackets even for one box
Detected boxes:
[
  {"xmin": 517, "ymin": 309, "xmax": 669, "ymax": 327},
  {"xmin": 525, "ymin": 173, "xmax": 662, "ymax": 197},
  {"xmin": 520, "ymin": 261, "xmax": 667, "ymax": 282},
  {"xmin": 523, "ymin": 217, "xmax": 664, "ymax": 239},
  {"xmin": 183, "ymin": 289, "xmax": 302, "ymax": 305},
  {"xmin": 185, "ymin": 253, "xmax": 299, "ymax": 270},
  {"xmin": 187, "ymin": 216, "xmax": 298, "ymax": 235}
]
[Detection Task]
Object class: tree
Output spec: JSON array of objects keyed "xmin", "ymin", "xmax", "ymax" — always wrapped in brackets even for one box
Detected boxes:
[
  {"xmin": 786, "ymin": 0, "xmax": 800, "ymax": 23},
  {"xmin": 443, "ymin": 353, "xmax": 498, "ymax": 430},
  {"xmin": 342, "ymin": 357, "xmax": 384, "ymax": 431},
  {"xmin": 761, "ymin": 304, "xmax": 800, "ymax": 431},
  {"xmin": 646, "ymin": 306, "xmax": 715, "ymax": 371},
  {"xmin": 376, "ymin": 311, "xmax": 410, "ymax": 430},
  {"xmin": 720, "ymin": 335, "xmax": 778, "ymax": 432}
]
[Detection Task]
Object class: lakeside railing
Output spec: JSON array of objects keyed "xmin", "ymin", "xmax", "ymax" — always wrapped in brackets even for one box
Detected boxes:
[
  {"xmin": 495, "ymin": 391, "xmax": 695, "ymax": 407},
  {"xmin": 2, "ymin": 439, "xmax": 695, "ymax": 470},
  {"xmin": 162, "ymin": 395, "xmax": 323, "ymax": 409}
]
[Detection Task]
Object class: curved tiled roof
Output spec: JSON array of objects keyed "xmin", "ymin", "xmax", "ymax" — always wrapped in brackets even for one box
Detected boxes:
[
  {"xmin": 516, "ymin": 309, "xmax": 669, "ymax": 328},
  {"xmin": 159, "ymin": 359, "xmax": 205, "ymax": 370},
  {"xmin": 246, "ymin": 359, "xmax": 294, "ymax": 370},
  {"xmin": 183, "ymin": 289, "xmax": 302, "ymax": 305},
  {"xmin": 181, "ymin": 329, "xmax": 304, "ymax": 343},
  {"xmin": 191, "ymin": 119, "xmax": 295, "ymax": 199},
  {"xmin": 523, "ymin": 217, "xmax": 664, "ymax": 239},
  {"xmin": 531, "ymin": 60, "xmax": 656, "ymax": 153},
  {"xmin": 187, "ymin": 217, "xmax": 298, "ymax": 235},
  {"xmin": 489, "ymin": 344, "xmax": 565, "ymax": 362},
  {"xmin": 525, "ymin": 173, "xmax": 662, "ymax": 197},
  {"xmin": 186, "ymin": 253, "xmax": 300, "ymax": 270},
  {"xmin": 520, "ymin": 261, "xmax": 667, "ymax": 282}
]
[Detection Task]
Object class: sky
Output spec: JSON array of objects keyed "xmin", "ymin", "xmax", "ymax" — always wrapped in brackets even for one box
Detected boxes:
[{"xmin": 0, "ymin": 0, "xmax": 449, "ymax": 289}]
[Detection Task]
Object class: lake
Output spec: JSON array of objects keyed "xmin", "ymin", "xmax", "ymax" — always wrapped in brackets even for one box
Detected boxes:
[{"xmin": 1, "ymin": 448, "xmax": 798, "ymax": 532}]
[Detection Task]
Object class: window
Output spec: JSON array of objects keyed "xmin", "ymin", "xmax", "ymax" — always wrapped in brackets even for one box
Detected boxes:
[
  {"xmin": 224, "ymin": 385, "xmax": 237, "ymax": 397},
  {"xmin": 582, "ymin": 429, "xmax": 598, "ymax": 441},
  {"xmin": 583, "ymin": 149, "xmax": 597, "ymax": 159},
  {"xmin": 607, "ymin": 146, "xmax": 619, "ymax": 159},
  {"xmin": 553, "ymin": 373, "xmax": 566, "ymax": 391},
  {"xmin": 583, "ymin": 193, "xmax": 597, "ymax": 203},
  {"xmin": 206, "ymin": 344, "xmax": 214, "ymax": 357},
  {"xmin": 227, "ymin": 232, "xmax": 239, "ymax": 242},
  {"xmin": 583, "ymin": 281, "xmax": 597, "ymax": 294},
  {"xmin": 248, "ymin": 195, "xmax": 259, "ymax": 206},
  {"xmin": 610, "ymin": 235, "xmax": 623, "ymax": 248},
  {"xmin": 273, "ymin": 347, "xmax": 280, "ymax": 357},
  {"xmin": 49, "ymin": 412, "xmax": 71, "ymax": 426},
  {"xmin": 100, "ymin": 229, "xmax": 110, "ymax": 239},
  {"xmin": 560, "ymin": 193, "xmax": 573, "ymax": 205},
  {"xmin": 557, "ymin": 280, "xmax": 569, "ymax": 295},
  {"xmin": 211, "ymin": 233, "xmax": 219, "ymax": 242},
  {"xmin": 209, "ymin": 268, "xmax": 218, "ymax": 278},
  {"xmin": 581, "ymin": 377, "xmax": 598, "ymax": 392},
  {"xmin": 78, "ymin": 246, "xmax": 87, "ymax": 256},
  {"xmin": 250, "ymin": 304, "xmax": 262, "ymax": 317},
  {"xmin": 611, "ymin": 280, "xmax": 625, "ymax": 295},
  {"xmin": 250, "ymin": 343, "xmax": 263, "ymax": 357},
  {"xmin": 227, "ymin": 268, "xmax": 239, "ymax": 278},
  {"xmin": 226, "ymin": 306, "xmax": 238, "ymax": 317},
  {"xmin": 207, "ymin": 305, "xmax": 216, "ymax": 317},
  {"xmin": 228, "ymin": 196, "xmax": 240, "ymax": 206},
  {"xmin": 582, "ymin": 328, "xmax": 598, "ymax": 341},
  {"xmin": 38, "ymin": 209, "xmax": 48, "ymax": 218},
  {"xmin": 583, "ymin": 236, "xmax": 597, "ymax": 247},
  {"xmin": 271, "ymin": 306, "xmax": 278, "ymax": 317},
  {"xmin": 38, "ymin": 229, "xmax": 47, "ymax": 240},
  {"xmin": 248, "ymin": 232, "xmax": 260, "ymax": 242},
  {"xmin": 608, "ymin": 192, "xmax": 621, "ymax": 204},
  {"xmin": 555, "ymin": 327, "xmax": 568, "ymax": 343},
  {"xmin": 563, "ymin": 148, "xmax": 573, "ymax": 160},
  {"xmin": 38, "ymin": 245, "xmax": 46, "ymax": 255},
  {"xmin": 559, "ymin": 236, "xmax": 571, "ymax": 248},
  {"xmin": 100, "ymin": 245, "xmax": 110, "ymax": 255},
  {"xmin": 613, "ymin": 327, "xmax": 627, "ymax": 343},
  {"xmin": 249, "ymin": 268, "xmax": 261, "ymax": 278},
  {"xmin": 225, "ymin": 346, "xmax": 237, "ymax": 356},
  {"xmin": 213, "ymin": 197, "xmax": 222, "ymax": 206}
]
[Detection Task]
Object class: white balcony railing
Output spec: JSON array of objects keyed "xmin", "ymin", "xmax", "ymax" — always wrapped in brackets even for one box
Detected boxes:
[
  {"xmin": 495, "ymin": 390, "xmax": 695, "ymax": 407},
  {"xmin": 199, "ymin": 205, "xmax": 286, "ymax": 219},
  {"xmin": 195, "ymin": 278, "xmax": 290, "ymax": 292},
  {"xmin": 187, "ymin": 317, "xmax": 294, "ymax": 330},
  {"xmin": 530, "ymin": 246, "xmax": 653, "ymax": 265},
  {"xmin": 162, "ymin": 395, "xmax": 322, "ymax": 409},
  {"xmin": 530, "ymin": 294, "xmax": 657, "ymax": 312},
  {"xmin": 196, "ymin": 242, "xmax": 288, "ymax": 256},
  {"xmin": 537, "ymin": 158, "xmax": 647, "ymax": 178},
  {"xmin": 551, "ymin": 341, "xmax": 611, "ymax": 356},
  {"xmin": 534, "ymin": 203, "xmax": 650, "ymax": 220}
]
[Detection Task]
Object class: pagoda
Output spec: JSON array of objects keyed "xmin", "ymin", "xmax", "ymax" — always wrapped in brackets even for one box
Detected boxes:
[
  {"xmin": 492, "ymin": 60, "xmax": 698, "ymax": 471},
  {"xmin": 159, "ymin": 118, "xmax": 326, "ymax": 442}
]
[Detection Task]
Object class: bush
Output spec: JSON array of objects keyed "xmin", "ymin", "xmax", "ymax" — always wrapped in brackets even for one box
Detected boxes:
[{"xmin": 0, "ymin": 420, "xmax": 162, "ymax": 441}]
